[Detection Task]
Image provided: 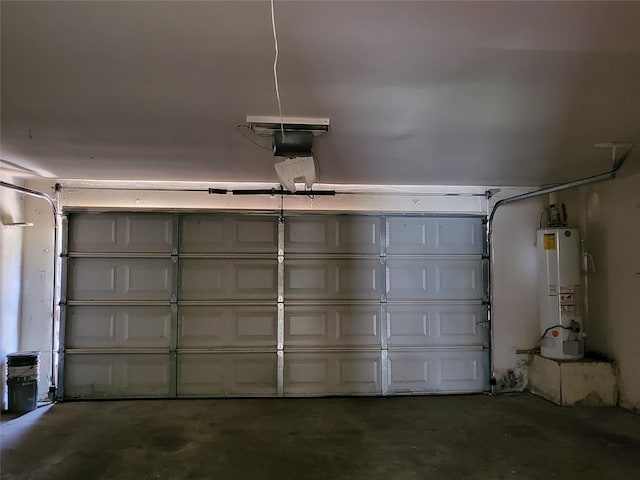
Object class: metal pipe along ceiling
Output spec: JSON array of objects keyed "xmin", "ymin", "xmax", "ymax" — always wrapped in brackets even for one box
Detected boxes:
[
  {"xmin": 2, "ymin": 144, "xmax": 633, "ymax": 396},
  {"xmin": 0, "ymin": 181, "xmax": 58, "ymax": 216},
  {"xmin": 485, "ymin": 145, "xmax": 633, "ymax": 387},
  {"xmin": 0, "ymin": 181, "xmax": 59, "ymax": 396}
]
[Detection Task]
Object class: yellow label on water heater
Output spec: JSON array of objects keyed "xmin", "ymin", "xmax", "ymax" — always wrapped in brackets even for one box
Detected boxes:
[{"xmin": 543, "ymin": 233, "xmax": 557, "ymax": 250}]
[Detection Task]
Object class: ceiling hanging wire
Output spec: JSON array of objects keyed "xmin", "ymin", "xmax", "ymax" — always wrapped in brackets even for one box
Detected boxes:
[{"xmin": 270, "ymin": 0, "xmax": 285, "ymax": 139}]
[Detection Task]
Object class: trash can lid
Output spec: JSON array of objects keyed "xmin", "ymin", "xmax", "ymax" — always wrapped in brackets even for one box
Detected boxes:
[
  {"xmin": 7, "ymin": 351, "xmax": 40, "ymax": 366},
  {"xmin": 7, "ymin": 351, "xmax": 40, "ymax": 358}
]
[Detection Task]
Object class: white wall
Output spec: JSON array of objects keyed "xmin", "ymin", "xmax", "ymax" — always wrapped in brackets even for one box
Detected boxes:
[
  {"xmin": 561, "ymin": 172, "xmax": 640, "ymax": 412},
  {"xmin": 1, "ymin": 174, "xmax": 25, "ymax": 410},
  {"xmin": 20, "ymin": 180, "xmax": 542, "ymax": 396},
  {"xmin": 490, "ymin": 198, "xmax": 545, "ymax": 391},
  {"xmin": 20, "ymin": 190, "xmax": 57, "ymax": 400}
]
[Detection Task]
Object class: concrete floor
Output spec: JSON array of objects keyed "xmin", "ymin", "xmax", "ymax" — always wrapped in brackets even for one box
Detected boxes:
[{"xmin": 2, "ymin": 394, "xmax": 640, "ymax": 480}]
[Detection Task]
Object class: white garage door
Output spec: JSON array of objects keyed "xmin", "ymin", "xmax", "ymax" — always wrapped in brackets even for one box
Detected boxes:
[{"xmin": 61, "ymin": 213, "xmax": 489, "ymax": 399}]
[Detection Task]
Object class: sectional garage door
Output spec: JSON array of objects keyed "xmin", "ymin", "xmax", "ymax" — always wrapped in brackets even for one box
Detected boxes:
[{"xmin": 61, "ymin": 213, "xmax": 489, "ymax": 399}]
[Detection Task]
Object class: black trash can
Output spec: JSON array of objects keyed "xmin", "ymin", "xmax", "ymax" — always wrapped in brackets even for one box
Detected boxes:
[{"xmin": 6, "ymin": 352, "xmax": 40, "ymax": 413}]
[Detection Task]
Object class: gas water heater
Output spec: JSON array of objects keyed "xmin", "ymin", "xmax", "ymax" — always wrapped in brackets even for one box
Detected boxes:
[{"xmin": 536, "ymin": 227, "xmax": 584, "ymax": 360}]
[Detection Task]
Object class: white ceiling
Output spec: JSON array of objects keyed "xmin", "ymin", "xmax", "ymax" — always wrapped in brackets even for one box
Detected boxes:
[{"xmin": 1, "ymin": 1, "xmax": 639, "ymax": 186}]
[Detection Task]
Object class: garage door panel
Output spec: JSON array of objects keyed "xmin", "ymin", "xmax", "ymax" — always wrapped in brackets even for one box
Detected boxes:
[
  {"xmin": 285, "ymin": 305, "xmax": 380, "ymax": 347},
  {"xmin": 178, "ymin": 353, "xmax": 277, "ymax": 396},
  {"xmin": 68, "ymin": 258, "xmax": 172, "ymax": 300},
  {"xmin": 64, "ymin": 354, "xmax": 170, "ymax": 398},
  {"xmin": 179, "ymin": 306, "xmax": 277, "ymax": 347},
  {"xmin": 66, "ymin": 305, "xmax": 171, "ymax": 348},
  {"xmin": 285, "ymin": 216, "xmax": 380, "ymax": 254},
  {"xmin": 180, "ymin": 215, "xmax": 277, "ymax": 253},
  {"xmin": 69, "ymin": 214, "xmax": 117, "ymax": 252},
  {"xmin": 64, "ymin": 212, "xmax": 489, "ymax": 399},
  {"xmin": 386, "ymin": 217, "xmax": 484, "ymax": 255},
  {"xmin": 386, "ymin": 258, "xmax": 484, "ymax": 300},
  {"xmin": 387, "ymin": 354, "xmax": 429, "ymax": 392},
  {"xmin": 387, "ymin": 350, "xmax": 485, "ymax": 394},
  {"xmin": 284, "ymin": 352, "xmax": 381, "ymax": 396},
  {"xmin": 180, "ymin": 259, "xmax": 278, "ymax": 300},
  {"xmin": 285, "ymin": 259, "xmax": 382, "ymax": 300},
  {"xmin": 120, "ymin": 215, "xmax": 173, "ymax": 253},
  {"xmin": 69, "ymin": 213, "xmax": 174, "ymax": 253},
  {"xmin": 387, "ymin": 304, "xmax": 488, "ymax": 347}
]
